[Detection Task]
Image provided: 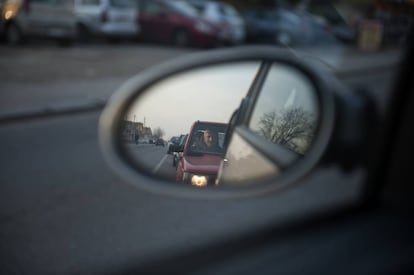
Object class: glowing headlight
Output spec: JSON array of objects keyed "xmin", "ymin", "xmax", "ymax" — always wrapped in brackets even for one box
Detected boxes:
[
  {"xmin": 183, "ymin": 173, "xmax": 209, "ymax": 187},
  {"xmin": 191, "ymin": 175, "xmax": 208, "ymax": 187}
]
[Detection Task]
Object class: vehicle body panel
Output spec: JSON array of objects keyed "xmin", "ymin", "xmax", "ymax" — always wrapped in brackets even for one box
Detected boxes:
[
  {"xmin": 138, "ymin": 0, "xmax": 219, "ymax": 47},
  {"xmin": 187, "ymin": 0, "xmax": 245, "ymax": 44},
  {"xmin": 0, "ymin": 0, "xmax": 77, "ymax": 43},
  {"xmin": 74, "ymin": 0, "xmax": 139, "ymax": 38}
]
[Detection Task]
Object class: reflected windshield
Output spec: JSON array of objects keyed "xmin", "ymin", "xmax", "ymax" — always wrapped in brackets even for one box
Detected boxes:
[{"xmin": 187, "ymin": 123, "xmax": 228, "ymax": 155}]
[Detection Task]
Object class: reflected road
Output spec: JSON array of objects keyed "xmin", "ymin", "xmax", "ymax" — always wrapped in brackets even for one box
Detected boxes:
[{"xmin": 124, "ymin": 143, "xmax": 177, "ymax": 180}]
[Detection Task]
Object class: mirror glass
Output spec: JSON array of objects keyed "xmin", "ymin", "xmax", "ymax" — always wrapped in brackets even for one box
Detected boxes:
[
  {"xmin": 248, "ymin": 63, "xmax": 318, "ymax": 155},
  {"xmin": 120, "ymin": 61, "xmax": 319, "ymax": 187}
]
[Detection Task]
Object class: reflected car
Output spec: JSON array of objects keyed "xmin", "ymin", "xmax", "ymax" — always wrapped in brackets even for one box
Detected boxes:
[
  {"xmin": 167, "ymin": 136, "xmax": 180, "ymax": 154},
  {"xmin": 138, "ymin": 0, "xmax": 222, "ymax": 47},
  {"xmin": 155, "ymin": 138, "xmax": 165, "ymax": 146},
  {"xmin": 176, "ymin": 121, "xmax": 227, "ymax": 187},
  {"xmin": 173, "ymin": 134, "xmax": 188, "ymax": 167}
]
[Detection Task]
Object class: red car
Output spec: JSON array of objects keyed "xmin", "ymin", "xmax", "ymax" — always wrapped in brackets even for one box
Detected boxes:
[
  {"xmin": 176, "ymin": 121, "xmax": 228, "ymax": 186},
  {"xmin": 138, "ymin": 0, "xmax": 223, "ymax": 47}
]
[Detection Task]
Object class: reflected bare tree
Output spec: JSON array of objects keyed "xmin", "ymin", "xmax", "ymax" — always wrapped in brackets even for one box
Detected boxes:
[{"xmin": 258, "ymin": 107, "xmax": 317, "ymax": 154}]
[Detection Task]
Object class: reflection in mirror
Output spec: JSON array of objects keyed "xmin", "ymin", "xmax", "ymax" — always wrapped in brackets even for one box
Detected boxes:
[
  {"xmin": 218, "ymin": 64, "xmax": 319, "ymax": 185},
  {"xmin": 120, "ymin": 61, "xmax": 319, "ymax": 188},
  {"xmin": 249, "ymin": 64, "xmax": 319, "ymax": 155},
  {"xmin": 120, "ymin": 62, "xmax": 260, "ymax": 184}
]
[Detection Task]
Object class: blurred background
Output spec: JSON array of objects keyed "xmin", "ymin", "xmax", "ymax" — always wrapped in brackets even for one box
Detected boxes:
[{"xmin": 1, "ymin": 0, "xmax": 410, "ymax": 49}]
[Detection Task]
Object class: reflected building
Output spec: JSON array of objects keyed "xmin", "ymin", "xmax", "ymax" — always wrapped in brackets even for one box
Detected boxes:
[{"xmin": 122, "ymin": 120, "xmax": 147, "ymax": 142}]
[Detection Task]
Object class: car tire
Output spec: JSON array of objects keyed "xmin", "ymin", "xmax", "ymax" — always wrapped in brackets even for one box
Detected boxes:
[
  {"xmin": 76, "ymin": 24, "xmax": 91, "ymax": 43},
  {"xmin": 57, "ymin": 38, "xmax": 73, "ymax": 47},
  {"xmin": 5, "ymin": 22, "xmax": 23, "ymax": 45},
  {"xmin": 172, "ymin": 29, "xmax": 192, "ymax": 47}
]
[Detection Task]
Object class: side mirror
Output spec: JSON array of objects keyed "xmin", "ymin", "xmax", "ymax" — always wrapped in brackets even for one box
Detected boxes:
[{"xmin": 99, "ymin": 46, "xmax": 372, "ymax": 198}]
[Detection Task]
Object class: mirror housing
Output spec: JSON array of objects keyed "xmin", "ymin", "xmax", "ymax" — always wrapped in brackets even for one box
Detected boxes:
[{"xmin": 99, "ymin": 46, "xmax": 371, "ymax": 198}]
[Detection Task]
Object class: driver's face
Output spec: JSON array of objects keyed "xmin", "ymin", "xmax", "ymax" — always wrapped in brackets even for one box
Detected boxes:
[{"xmin": 203, "ymin": 131, "xmax": 213, "ymax": 146}]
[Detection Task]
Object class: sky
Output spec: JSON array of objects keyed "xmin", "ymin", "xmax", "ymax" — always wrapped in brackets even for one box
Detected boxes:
[{"xmin": 127, "ymin": 62, "xmax": 260, "ymax": 140}]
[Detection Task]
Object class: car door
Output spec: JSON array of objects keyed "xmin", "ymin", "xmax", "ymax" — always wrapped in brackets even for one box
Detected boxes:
[
  {"xmin": 139, "ymin": 0, "xmax": 172, "ymax": 42},
  {"xmin": 217, "ymin": 61, "xmax": 316, "ymax": 184}
]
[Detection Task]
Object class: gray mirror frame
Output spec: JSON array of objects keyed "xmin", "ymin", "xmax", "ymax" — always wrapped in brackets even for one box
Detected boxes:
[{"xmin": 99, "ymin": 46, "xmax": 340, "ymax": 199}]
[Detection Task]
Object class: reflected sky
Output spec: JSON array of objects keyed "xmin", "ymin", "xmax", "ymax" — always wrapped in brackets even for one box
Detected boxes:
[{"xmin": 127, "ymin": 62, "xmax": 260, "ymax": 139}]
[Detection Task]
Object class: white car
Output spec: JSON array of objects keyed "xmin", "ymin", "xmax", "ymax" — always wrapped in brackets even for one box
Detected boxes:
[
  {"xmin": 74, "ymin": 0, "xmax": 140, "ymax": 41},
  {"xmin": 186, "ymin": 0, "xmax": 245, "ymax": 45},
  {"xmin": 0, "ymin": 0, "xmax": 77, "ymax": 45}
]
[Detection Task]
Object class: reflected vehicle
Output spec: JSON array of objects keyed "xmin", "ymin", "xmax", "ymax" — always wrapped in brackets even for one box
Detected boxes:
[
  {"xmin": 167, "ymin": 136, "xmax": 180, "ymax": 154},
  {"xmin": 175, "ymin": 121, "xmax": 227, "ymax": 187},
  {"xmin": 155, "ymin": 138, "xmax": 165, "ymax": 146},
  {"xmin": 173, "ymin": 134, "xmax": 188, "ymax": 167}
]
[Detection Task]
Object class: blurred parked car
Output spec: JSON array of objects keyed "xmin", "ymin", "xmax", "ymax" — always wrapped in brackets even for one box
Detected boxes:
[
  {"xmin": 0, "ymin": 0, "xmax": 77, "ymax": 45},
  {"xmin": 186, "ymin": 0, "xmax": 245, "ymax": 45},
  {"xmin": 243, "ymin": 8, "xmax": 337, "ymax": 47},
  {"xmin": 74, "ymin": 0, "xmax": 140, "ymax": 42},
  {"xmin": 138, "ymin": 0, "xmax": 222, "ymax": 47},
  {"xmin": 308, "ymin": 3, "xmax": 356, "ymax": 44}
]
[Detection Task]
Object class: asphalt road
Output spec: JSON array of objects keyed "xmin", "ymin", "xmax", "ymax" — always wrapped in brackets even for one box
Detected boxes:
[
  {"xmin": 124, "ymin": 143, "xmax": 177, "ymax": 180},
  {"xmin": 0, "ymin": 42, "xmax": 402, "ymax": 274}
]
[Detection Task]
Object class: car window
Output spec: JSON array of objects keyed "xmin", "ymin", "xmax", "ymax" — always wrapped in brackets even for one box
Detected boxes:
[
  {"xmin": 142, "ymin": 1, "xmax": 165, "ymax": 14},
  {"xmin": 168, "ymin": 0, "xmax": 198, "ymax": 17},
  {"xmin": 248, "ymin": 63, "xmax": 319, "ymax": 155},
  {"xmin": 79, "ymin": 0, "xmax": 100, "ymax": 5},
  {"xmin": 222, "ymin": 5, "xmax": 237, "ymax": 17},
  {"xmin": 109, "ymin": 0, "xmax": 137, "ymax": 8}
]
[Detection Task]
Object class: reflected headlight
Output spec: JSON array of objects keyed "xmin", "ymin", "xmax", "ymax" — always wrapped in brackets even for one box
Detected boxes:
[{"xmin": 183, "ymin": 173, "xmax": 209, "ymax": 187}]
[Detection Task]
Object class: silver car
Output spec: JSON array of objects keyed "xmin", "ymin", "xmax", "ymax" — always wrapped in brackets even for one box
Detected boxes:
[
  {"xmin": 74, "ymin": 0, "xmax": 140, "ymax": 41},
  {"xmin": 0, "ymin": 0, "xmax": 77, "ymax": 45}
]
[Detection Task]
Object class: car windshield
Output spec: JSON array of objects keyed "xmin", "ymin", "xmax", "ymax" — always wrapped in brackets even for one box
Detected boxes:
[{"xmin": 187, "ymin": 123, "xmax": 227, "ymax": 155}]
